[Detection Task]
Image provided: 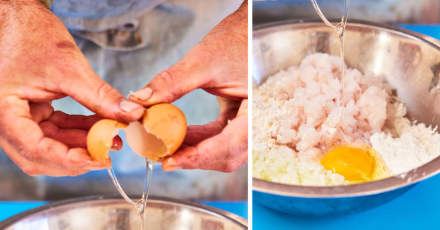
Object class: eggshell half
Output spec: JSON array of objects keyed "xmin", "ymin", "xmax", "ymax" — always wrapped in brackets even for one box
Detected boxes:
[
  {"xmin": 87, "ymin": 103, "xmax": 187, "ymax": 163},
  {"xmin": 142, "ymin": 103, "xmax": 187, "ymax": 156},
  {"xmin": 124, "ymin": 121, "xmax": 168, "ymax": 161},
  {"xmin": 87, "ymin": 119, "xmax": 127, "ymax": 162}
]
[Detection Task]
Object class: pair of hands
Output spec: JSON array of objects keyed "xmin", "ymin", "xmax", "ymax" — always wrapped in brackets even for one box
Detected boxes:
[{"xmin": 0, "ymin": 1, "xmax": 247, "ymax": 176}]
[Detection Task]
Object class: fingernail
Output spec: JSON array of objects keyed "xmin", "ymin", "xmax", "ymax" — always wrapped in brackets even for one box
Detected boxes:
[
  {"xmin": 120, "ymin": 100, "xmax": 143, "ymax": 113},
  {"xmin": 130, "ymin": 87, "xmax": 153, "ymax": 101},
  {"xmin": 163, "ymin": 158, "xmax": 181, "ymax": 172}
]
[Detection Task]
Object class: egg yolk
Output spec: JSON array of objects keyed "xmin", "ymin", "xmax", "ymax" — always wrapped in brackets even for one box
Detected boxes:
[{"xmin": 321, "ymin": 146, "xmax": 377, "ymax": 183}]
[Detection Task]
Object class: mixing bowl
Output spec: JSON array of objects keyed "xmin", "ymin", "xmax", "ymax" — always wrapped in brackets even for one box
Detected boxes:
[
  {"xmin": 253, "ymin": 19, "xmax": 440, "ymax": 216},
  {"xmin": 0, "ymin": 196, "xmax": 247, "ymax": 229}
]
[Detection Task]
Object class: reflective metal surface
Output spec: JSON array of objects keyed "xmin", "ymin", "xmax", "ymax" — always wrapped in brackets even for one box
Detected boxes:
[
  {"xmin": 254, "ymin": 0, "xmax": 440, "ymax": 25},
  {"xmin": 0, "ymin": 196, "xmax": 247, "ymax": 230},
  {"xmin": 253, "ymin": 20, "xmax": 440, "ymax": 215}
]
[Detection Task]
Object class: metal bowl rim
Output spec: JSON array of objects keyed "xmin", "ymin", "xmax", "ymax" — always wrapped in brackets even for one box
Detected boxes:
[
  {"xmin": 253, "ymin": 19, "xmax": 440, "ymax": 48},
  {"xmin": 252, "ymin": 19, "xmax": 440, "ymax": 198},
  {"xmin": 0, "ymin": 195, "xmax": 248, "ymax": 228}
]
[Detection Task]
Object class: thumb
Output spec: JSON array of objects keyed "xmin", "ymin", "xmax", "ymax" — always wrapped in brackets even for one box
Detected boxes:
[
  {"xmin": 129, "ymin": 56, "xmax": 210, "ymax": 106},
  {"xmin": 59, "ymin": 66, "xmax": 144, "ymax": 122}
]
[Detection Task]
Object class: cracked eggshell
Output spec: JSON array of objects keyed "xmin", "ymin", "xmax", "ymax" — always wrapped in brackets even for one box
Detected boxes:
[
  {"xmin": 142, "ymin": 103, "xmax": 187, "ymax": 156},
  {"xmin": 86, "ymin": 103, "xmax": 187, "ymax": 163},
  {"xmin": 124, "ymin": 121, "xmax": 168, "ymax": 161},
  {"xmin": 86, "ymin": 119, "xmax": 127, "ymax": 162}
]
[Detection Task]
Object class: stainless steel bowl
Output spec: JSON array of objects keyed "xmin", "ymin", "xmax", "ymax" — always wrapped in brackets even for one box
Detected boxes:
[
  {"xmin": 0, "ymin": 196, "xmax": 247, "ymax": 229},
  {"xmin": 253, "ymin": 20, "xmax": 440, "ymax": 216}
]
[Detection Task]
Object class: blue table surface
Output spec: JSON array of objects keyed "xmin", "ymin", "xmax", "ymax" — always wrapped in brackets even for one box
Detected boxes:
[
  {"xmin": 0, "ymin": 200, "xmax": 247, "ymax": 222},
  {"xmin": 254, "ymin": 24, "xmax": 440, "ymax": 230}
]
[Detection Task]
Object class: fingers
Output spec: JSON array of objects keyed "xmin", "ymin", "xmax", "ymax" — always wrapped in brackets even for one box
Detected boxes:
[
  {"xmin": 48, "ymin": 111, "xmax": 100, "ymax": 130},
  {"xmin": 31, "ymin": 106, "xmax": 101, "ymax": 131},
  {"xmin": 30, "ymin": 102, "xmax": 53, "ymax": 123},
  {"xmin": 237, "ymin": 99, "xmax": 248, "ymax": 117},
  {"xmin": 40, "ymin": 121, "xmax": 87, "ymax": 148},
  {"xmin": 217, "ymin": 97, "xmax": 242, "ymax": 120},
  {"xmin": 129, "ymin": 8, "xmax": 248, "ymax": 105},
  {"xmin": 129, "ymin": 0, "xmax": 248, "ymax": 106},
  {"xmin": 129, "ymin": 64, "xmax": 209, "ymax": 106},
  {"xmin": 58, "ymin": 63, "xmax": 144, "ymax": 122},
  {"xmin": 184, "ymin": 121, "xmax": 226, "ymax": 145},
  {"xmin": 162, "ymin": 115, "xmax": 248, "ymax": 172},
  {"xmin": 46, "ymin": 111, "xmax": 123, "ymax": 150},
  {"xmin": 0, "ymin": 137, "xmax": 89, "ymax": 177},
  {"xmin": 0, "ymin": 96, "xmax": 109, "ymax": 176},
  {"xmin": 184, "ymin": 97, "xmax": 241, "ymax": 145},
  {"xmin": 43, "ymin": 111, "xmax": 124, "ymax": 150}
]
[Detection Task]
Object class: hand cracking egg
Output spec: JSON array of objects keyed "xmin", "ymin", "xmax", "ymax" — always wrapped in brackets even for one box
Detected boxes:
[
  {"xmin": 87, "ymin": 103, "xmax": 187, "ymax": 163},
  {"xmin": 320, "ymin": 145, "xmax": 390, "ymax": 183}
]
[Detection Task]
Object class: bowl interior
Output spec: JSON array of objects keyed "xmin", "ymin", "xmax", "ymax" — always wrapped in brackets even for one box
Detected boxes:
[
  {"xmin": 0, "ymin": 196, "xmax": 247, "ymax": 230},
  {"xmin": 254, "ymin": 20, "xmax": 440, "ymax": 126},
  {"xmin": 252, "ymin": 20, "xmax": 440, "ymax": 197}
]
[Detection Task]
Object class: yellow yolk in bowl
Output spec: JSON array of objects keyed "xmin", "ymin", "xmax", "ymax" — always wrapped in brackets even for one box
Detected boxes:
[{"xmin": 321, "ymin": 146, "xmax": 389, "ymax": 183}]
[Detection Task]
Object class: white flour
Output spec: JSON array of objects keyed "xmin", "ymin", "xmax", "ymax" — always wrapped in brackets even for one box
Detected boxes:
[{"xmin": 253, "ymin": 53, "xmax": 440, "ymax": 185}]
